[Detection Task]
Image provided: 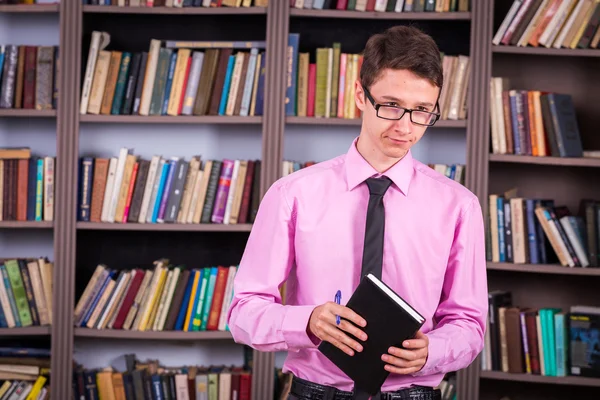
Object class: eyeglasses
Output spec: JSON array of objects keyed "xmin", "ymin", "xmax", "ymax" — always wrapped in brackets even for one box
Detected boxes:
[{"xmin": 363, "ymin": 87, "xmax": 440, "ymax": 126}]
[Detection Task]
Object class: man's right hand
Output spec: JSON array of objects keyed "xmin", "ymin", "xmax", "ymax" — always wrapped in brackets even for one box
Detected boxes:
[{"xmin": 308, "ymin": 301, "xmax": 368, "ymax": 356}]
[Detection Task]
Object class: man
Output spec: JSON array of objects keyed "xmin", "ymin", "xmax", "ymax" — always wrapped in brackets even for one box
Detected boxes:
[{"xmin": 227, "ymin": 25, "xmax": 488, "ymax": 400}]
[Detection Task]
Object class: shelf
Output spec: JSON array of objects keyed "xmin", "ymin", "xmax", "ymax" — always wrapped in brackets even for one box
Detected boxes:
[
  {"xmin": 0, "ymin": 221, "xmax": 53, "ymax": 229},
  {"xmin": 286, "ymin": 116, "xmax": 467, "ymax": 128},
  {"xmin": 79, "ymin": 114, "xmax": 262, "ymax": 125},
  {"xmin": 487, "ymin": 262, "xmax": 600, "ymax": 276},
  {"xmin": 480, "ymin": 370, "xmax": 600, "ymax": 387},
  {"xmin": 0, "ymin": 109, "xmax": 56, "ymax": 118},
  {"xmin": 489, "ymin": 154, "xmax": 600, "ymax": 168},
  {"xmin": 76, "ymin": 222, "xmax": 252, "ymax": 232},
  {"xmin": 74, "ymin": 328, "xmax": 233, "ymax": 340},
  {"xmin": 0, "ymin": 326, "xmax": 51, "ymax": 336},
  {"xmin": 83, "ymin": 5, "xmax": 267, "ymax": 15},
  {"xmin": 290, "ymin": 9, "xmax": 471, "ymax": 20},
  {"xmin": 0, "ymin": 4, "xmax": 59, "ymax": 13},
  {"xmin": 492, "ymin": 45, "xmax": 600, "ymax": 58}
]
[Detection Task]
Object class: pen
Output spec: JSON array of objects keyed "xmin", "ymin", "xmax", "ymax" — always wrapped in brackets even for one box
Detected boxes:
[{"xmin": 334, "ymin": 290, "xmax": 342, "ymax": 325}]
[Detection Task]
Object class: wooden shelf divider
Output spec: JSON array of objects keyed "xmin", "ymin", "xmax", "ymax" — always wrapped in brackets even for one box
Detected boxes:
[
  {"xmin": 290, "ymin": 8, "xmax": 471, "ymax": 20},
  {"xmin": 76, "ymin": 222, "xmax": 252, "ymax": 232},
  {"xmin": 492, "ymin": 45, "xmax": 600, "ymax": 58},
  {"xmin": 74, "ymin": 328, "xmax": 233, "ymax": 340},
  {"xmin": 480, "ymin": 370, "xmax": 600, "ymax": 387},
  {"xmin": 82, "ymin": 5, "xmax": 267, "ymax": 15},
  {"xmin": 0, "ymin": 326, "xmax": 51, "ymax": 336},
  {"xmin": 487, "ymin": 262, "xmax": 600, "ymax": 276},
  {"xmin": 79, "ymin": 114, "xmax": 262, "ymax": 124}
]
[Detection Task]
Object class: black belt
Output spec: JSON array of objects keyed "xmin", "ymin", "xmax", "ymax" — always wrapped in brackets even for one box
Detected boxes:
[{"xmin": 290, "ymin": 376, "xmax": 442, "ymax": 400}]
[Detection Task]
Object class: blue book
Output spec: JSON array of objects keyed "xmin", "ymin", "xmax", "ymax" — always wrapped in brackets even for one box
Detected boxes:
[
  {"xmin": 175, "ymin": 269, "xmax": 197, "ymax": 331},
  {"xmin": 80, "ymin": 270, "xmax": 117, "ymax": 327},
  {"xmin": 525, "ymin": 199, "xmax": 539, "ymax": 264},
  {"xmin": 496, "ymin": 197, "xmax": 505, "ymax": 262},
  {"xmin": 254, "ymin": 53, "xmax": 266, "ymax": 116},
  {"xmin": 151, "ymin": 161, "xmax": 170, "ymax": 224},
  {"xmin": 285, "ymin": 33, "xmax": 300, "ymax": 116},
  {"xmin": 157, "ymin": 157, "xmax": 178, "ymax": 222},
  {"xmin": 187, "ymin": 268, "xmax": 206, "ymax": 332},
  {"xmin": 26, "ymin": 157, "xmax": 38, "ymax": 221},
  {"xmin": 218, "ymin": 55, "xmax": 235, "ymax": 116}
]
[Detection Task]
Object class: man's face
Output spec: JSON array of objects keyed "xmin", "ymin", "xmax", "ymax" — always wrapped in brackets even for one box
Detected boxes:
[{"xmin": 355, "ymin": 68, "xmax": 441, "ymax": 161}]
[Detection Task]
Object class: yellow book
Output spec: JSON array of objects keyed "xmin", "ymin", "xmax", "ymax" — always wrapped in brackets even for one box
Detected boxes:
[
  {"xmin": 139, "ymin": 267, "xmax": 167, "ymax": 331},
  {"xmin": 26, "ymin": 376, "xmax": 47, "ymax": 400},
  {"xmin": 0, "ymin": 381, "xmax": 12, "ymax": 398},
  {"xmin": 167, "ymin": 49, "xmax": 191, "ymax": 116},
  {"xmin": 183, "ymin": 270, "xmax": 200, "ymax": 331}
]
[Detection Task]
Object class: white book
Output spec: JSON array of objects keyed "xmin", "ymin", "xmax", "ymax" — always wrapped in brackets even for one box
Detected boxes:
[
  {"xmin": 218, "ymin": 266, "xmax": 237, "ymax": 331},
  {"xmin": 80, "ymin": 31, "xmax": 110, "ymax": 114},
  {"xmin": 539, "ymin": 0, "xmax": 575, "ymax": 47},
  {"xmin": 43, "ymin": 157, "xmax": 54, "ymax": 222},
  {"xmin": 107, "ymin": 148, "xmax": 131, "ymax": 223},
  {"xmin": 181, "ymin": 52, "xmax": 205, "ymax": 116},
  {"xmin": 138, "ymin": 39, "xmax": 162, "ymax": 116},
  {"xmin": 240, "ymin": 48, "xmax": 258, "ymax": 117},
  {"xmin": 493, "ymin": 0, "xmax": 524, "ymax": 45},
  {"xmin": 100, "ymin": 157, "xmax": 118, "ymax": 223}
]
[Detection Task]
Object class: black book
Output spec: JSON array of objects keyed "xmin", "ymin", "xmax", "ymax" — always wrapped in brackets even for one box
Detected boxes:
[{"xmin": 318, "ymin": 273, "xmax": 426, "ymax": 395}]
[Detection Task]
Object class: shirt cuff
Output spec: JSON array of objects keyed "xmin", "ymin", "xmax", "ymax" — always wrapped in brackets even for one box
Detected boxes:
[
  {"xmin": 281, "ymin": 305, "xmax": 320, "ymax": 350},
  {"xmin": 412, "ymin": 332, "xmax": 445, "ymax": 376}
]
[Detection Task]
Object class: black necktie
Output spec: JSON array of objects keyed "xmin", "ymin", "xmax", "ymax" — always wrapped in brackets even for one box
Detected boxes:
[{"xmin": 353, "ymin": 176, "xmax": 392, "ymax": 400}]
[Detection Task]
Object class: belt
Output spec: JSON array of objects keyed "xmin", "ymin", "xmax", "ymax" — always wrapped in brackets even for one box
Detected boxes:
[{"xmin": 290, "ymin": 376, "xmax": 442, "ymax": 400}]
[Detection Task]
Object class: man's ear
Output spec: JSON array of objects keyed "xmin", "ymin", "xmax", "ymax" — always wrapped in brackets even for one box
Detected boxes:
[{"xmin": 354, "ymin": 80, "xmax": 366, "ymax": 112}]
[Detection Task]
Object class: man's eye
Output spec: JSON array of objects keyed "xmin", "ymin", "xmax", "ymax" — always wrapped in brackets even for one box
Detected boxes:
[{"xmin": 385, "ymin": 103, "xmax": 397, "ymax": 107}]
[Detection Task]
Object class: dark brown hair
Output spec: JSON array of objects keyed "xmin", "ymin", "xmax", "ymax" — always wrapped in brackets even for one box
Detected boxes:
[{"xmin": 360, "ymin": 25, "xmax": 443, "ymax": 90}]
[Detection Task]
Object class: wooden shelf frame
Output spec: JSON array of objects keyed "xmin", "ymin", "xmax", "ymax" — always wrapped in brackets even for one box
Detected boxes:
[
  {"xmin": 0, "ymin": 4, "xmax": 59, "ymax": 13},
  {"xmin": 492, "ymin": 45, "xmax": 600, "ymax": 58},
  {"xmin": 290, "ymin": 8, "xmax": 471, "ymax": 20},
  {"xmin": 76, "ymin": 222, "xmax": 252, "ymax": 232},
  {"xmin": 489, "ymin": 154, "xmax": 600, "ymax": 168},
  {"xmin": 79, "ymin": 114, "xmax": 262, "ymax": 124},
  {"xmin": 480, "ymin": 370, "xmax": 600, "ymax": 387},
  {"xmin": 82, "ymin": 5, "xmax": 267, "ymax": 15},
  {"xmin": 74, "ymin": 328, "xmax": 233, "ymax": 340},
  {"xmin": 0, "ymin": 221, "xmax": 53, "ymax": 229},
  {"xmin": 0, "ymin": 326, "xmax": 51, "ymax": 336},
  {"xmin": 0, "ymin": 109, "xmax": 57, "ymax": 118},
  {"xmin": 487, "ymin": 262, "xmax": 600, "ymax": 276}
]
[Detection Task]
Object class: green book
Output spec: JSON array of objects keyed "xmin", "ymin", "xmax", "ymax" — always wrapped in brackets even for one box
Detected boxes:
[
  {"xmin": 5, "ymin": 259, "xmax": 32, "ymax": 327},
  {"xmin": 315, "ymin": 48, "xmax": 328, "ymax": 118}
]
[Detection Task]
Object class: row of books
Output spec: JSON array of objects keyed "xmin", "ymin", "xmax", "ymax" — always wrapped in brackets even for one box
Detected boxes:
[
  {"xmin": 0, "ymin": 45, "xmax": 57, "ymax": 111},
  {"xmin": 486, "ymin": 194, "xmax": 599, "ymax": 268},
  {"xmin": 74, "ymin": 259, "xmax": 238, "ymax": 332},
  {"xmin": 0, "ymin": 346, "xmax": 50, "ymax": 399},
  {"xmin": 0, "ymin": 148, "xmax": 54, "ymax": 223},
  {"xmin": 494, "ymin": 0, "xmax": 600, "ymax": 49},
  {"xmin": 0, "ymin": 258, "xmax": 53, "ymax": 329},
  {"xmin": 489, "ymin": 78, "xmax": 585, "ymax": 158},
  {"xmin": 286, "ymin": 33, "xmax": 470, "ymax": 121},
  {"xmin": 81, "ymin": 0, "xmax": 266, "ymax": 6},
  {"xmin": 77, "ymin": 149, "xmax": 261, "ymax": 226},
  {"xmin": 74, "ymin": 353, "xmax": 251, "ymax": 400},
  {"xmin": 292, "ymin": 0, "xmax": 469, "ymax": 12},
  {"xmin": 427, "ymin": 163, "xmax": 466, "ymax": 185},
  {"xmin": 483, "ymin": 290, "xmax": 600, "ymax": 379},
  {"xmin": 80, "ymin": 32, "xmax": 266, "ymax": 118}
]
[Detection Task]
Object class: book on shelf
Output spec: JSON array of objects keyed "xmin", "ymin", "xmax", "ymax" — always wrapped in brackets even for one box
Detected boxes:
[
  {"xmin": 0, "ymin": 258, "xmax": 53, "ymax": 329},
  {"xmin": 285, "ymin": 33, "xmax": 470, "ymax": 121},
  {"xmin": 0, "ymin": 346, "xmax": 50, "ymax": 399},
  {"xmin": 290, "ymin": 0, "xmax": 469, "ymax": 12},
  {"xmin": 81, "ymin": 0, "xmax": 268, "ymax": 7},
  {"xmin": 74, "ymin": 353, "xmax": 252, "ymax": 400},
  {"xmin": 79, "ymin": 31, "xmax": 266, "ymax": 118},
  {"xmin": 483, "ymin": 290, "xmax": 600, "ymax": 379},
  {"xmin": 489, "ymin": 78, "xmax": 587, "ymax": 158},
  {"xmin": 0, "ymin": 45, "xmax": 57, "ymax": 111},
  {"xmin": 427, "ymin": 163, "xmax": 466, "ymax": 185},
  {"xmin": 77, "ymin": 149, "xmax": 261, "ymax": 225},
  {"xmin": 73, "ymin": 258, "xmax": 238, "ymax": 332},
  {"xmin": 493, "ymin": 0, "xmax": 600, "ymax": 49},
  {"xmin": 0, "ymin": 147, "xmax": 54, "ymax": 223},
  {"xmin": 486, "ymin": 192, "xmax": 599, "ymax": 268}
]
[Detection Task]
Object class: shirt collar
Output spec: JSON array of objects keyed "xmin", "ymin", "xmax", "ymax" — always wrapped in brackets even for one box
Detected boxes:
[{"xmin": 344, "ymin": 137, "xmax": 414, "ymax": 196}]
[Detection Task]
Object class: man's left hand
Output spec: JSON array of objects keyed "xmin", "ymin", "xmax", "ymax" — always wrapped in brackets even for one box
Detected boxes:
[{"xmin": 382, "ymin": 330, "xmax": 429, "ymax": 374}]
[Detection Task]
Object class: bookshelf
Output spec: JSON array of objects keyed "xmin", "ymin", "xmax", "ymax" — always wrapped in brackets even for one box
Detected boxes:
[
  {"xmin": 0, "ymin": 1, "xmax": 478, "ymax": 400},
  {"xmin": 469, "ymin": 1, "xmax": 600, "ymax": 400}
]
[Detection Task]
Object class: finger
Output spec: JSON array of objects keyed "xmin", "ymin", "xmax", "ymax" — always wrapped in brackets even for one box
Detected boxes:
[
  {"xmin": 328, "ymin": 303, "xmax": 367, "ymax": 328},
  {"xmin": 402, "ymin": 337, "xmax": 427, "ymax": 349},
  {"xmin": 322, "ymin": 322, "xmax": 363, "ymax": 355},
  {"xmin": 388, "ymin": 346, "xmax": 426, "ymax": 361},
  {"xmin": 384, "ymin": 364, "xmax": 422, "ymax": 375},
  {"xmin": 382, "ymin": 354, "xmax": 424, "ymax": 369},
  {"xmin": 324, "ymin": 310, "xmax": 368, "ymax": 342}
]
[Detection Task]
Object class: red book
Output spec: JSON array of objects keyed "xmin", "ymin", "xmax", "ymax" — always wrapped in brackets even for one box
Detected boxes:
[
  {"xmin": 112, "ymin": 269, "xmax": 145, "ymax": 330},
  {"xmin": 307, "ymin": 63, "xmax": 316, "ymax": 117},
  {"xmin": 206, "ymin": 266, "xmax": 229, "ymax": 330}
]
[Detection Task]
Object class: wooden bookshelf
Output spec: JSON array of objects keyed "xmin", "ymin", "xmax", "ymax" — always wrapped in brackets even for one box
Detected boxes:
[
  {"xmin": 489, "ymin": 154, "xmax": 600, "ymax": 168},
  {"xmin": 492, "ymin": 45, "xmax": 600, "ymax": 58},
  {"xmin": 76, "ymin": 222, "xmax": 252, "ymax": 232},
  {"xmin": 82, "ymin": 5, "xmax": 267, "ymax": 15},
  {"xmin": 0, "ymin": 109, "xmax": 56, "ymax": 117},
  {"xmin": 74, "ymin": 327, "xmax": 233, "ymax": 340},
  {"xmin": 0, "ymin": 326, "xmax": 51, "ymax": 336},
  {"xmin": 0, "ymin": 221, "xmax": 53, "ymax": 229},
  {"xmin": 487, "ymin": 262, "xmax": 600, "ymax": 277},
  {"xmin": 0, "ymin": 4, "xmax": 59, "ymax": 13},
  {"xmin": 289, "ymin": 8, "xmax": 471, "ymax": 20},
  {"xmin": 79, "ymin": 114, "xmax": 262, "ymax": 124},
  {"xmin": 473, "ymin": 1, "xmax": 600, "ymax": 399},
  {"xmin": 480, "ymin": 370, "xmax": 600, "ymax": 387},
  {"xmin": 286, "ymin": 116, "xmax": 468, "ymax": 128}
]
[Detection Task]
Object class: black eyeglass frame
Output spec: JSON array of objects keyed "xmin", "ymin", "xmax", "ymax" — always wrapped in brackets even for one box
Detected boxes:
[{"xmin": 363, "ymin": 87, "xmax": 441, "ymax": 127}]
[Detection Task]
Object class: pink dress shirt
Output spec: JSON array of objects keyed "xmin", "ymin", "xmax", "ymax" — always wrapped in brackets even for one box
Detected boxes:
[{"xmin": 227, "ymin": 137, "xmax": 488, "ymax": 392}]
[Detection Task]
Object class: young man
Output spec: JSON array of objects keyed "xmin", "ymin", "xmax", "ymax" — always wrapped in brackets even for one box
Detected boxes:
[{"xmin": 227, "ymin": 26, "xmax": 488, "ymax": 400}]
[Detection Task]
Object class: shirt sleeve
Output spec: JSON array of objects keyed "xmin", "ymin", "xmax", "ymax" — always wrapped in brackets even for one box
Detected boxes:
[
  {"xmin": 226, "ymin": 181, "xmax": 319, "ymax": 352},
  {"xmin": 413, "ymin": 196, "xmax": 488, "ymax": 377}
]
